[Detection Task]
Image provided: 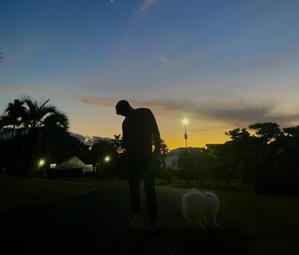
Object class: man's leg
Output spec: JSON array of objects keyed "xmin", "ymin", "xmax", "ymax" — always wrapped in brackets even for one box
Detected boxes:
[
  {"xmin": 143, "ymin": 163, "xmax": 157, "ymax": 222},
  {"xmin": 127, "ymin": 163, "xmax": 143, "ymax": 230},
  {"xmin": 128, "ymin": 164, "xmax": 141, "ymax": 215}
]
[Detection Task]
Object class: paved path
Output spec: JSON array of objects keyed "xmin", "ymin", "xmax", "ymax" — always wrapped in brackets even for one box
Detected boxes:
[{"xmin": 0, "ymin": 180, "xmax": 248, "ymax": 255}]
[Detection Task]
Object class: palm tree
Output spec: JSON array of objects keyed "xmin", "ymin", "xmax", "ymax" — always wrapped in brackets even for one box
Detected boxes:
[
  {"xmin": 22, "ymin": 97, "xmax": 68, "ymax": 132},
  {"xmin": 3, "ymin": 99, "xmax": 25, "ymax": 138},
  {"xmin": 1, "ymin": 97, "xmax": 68, "ymax": 137},
  {"xmin": 21, "ymin": 97, "xmax": 69, "ymax": 175},
  {"xmin": 1, "ymin": 97, "xmax": 69, "ymax": 176}
]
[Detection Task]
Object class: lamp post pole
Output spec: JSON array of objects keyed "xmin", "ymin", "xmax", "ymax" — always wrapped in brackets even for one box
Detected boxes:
[
  {"xmin": 182, "ymin": 119, "xmax": 189, "ymax": 148},
  {"xmin": 184, "ymin": 125, "xmax": 188, "ymax": 148}
]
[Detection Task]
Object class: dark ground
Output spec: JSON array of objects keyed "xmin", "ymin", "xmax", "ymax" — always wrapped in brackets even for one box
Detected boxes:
[{"xmin": 0, "ymin": 180, "xmax": 249, "ymax": 255}]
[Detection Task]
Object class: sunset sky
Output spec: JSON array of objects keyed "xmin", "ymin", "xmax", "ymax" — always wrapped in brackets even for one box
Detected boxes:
[{"xmin": 1, "ymin": 0, "xmax": 299, "ymax": 149}]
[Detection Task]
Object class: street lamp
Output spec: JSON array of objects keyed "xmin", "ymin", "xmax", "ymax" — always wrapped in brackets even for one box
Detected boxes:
[
  {"xmin": 104, "ymin": 156, "xmax": 111, "ymax": 163},
  {"xmin": 38, "ymin": 159, "xmax": 45, "ymax": 168},
  {"xmin": 182, "ymin": 118, "xmax": 189, "ymax": 148}
]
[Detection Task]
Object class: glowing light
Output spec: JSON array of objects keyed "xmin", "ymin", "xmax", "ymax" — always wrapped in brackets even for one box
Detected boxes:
[
  {"xmin": 38, "ymin": 159, "xmax": 45, "ymax": 167},
  {"xmin": 182, "ymin": 118, "xmax": 189, "ymax": 125},
  {"xmin": 50, "ymin": 163, "xmax": 56, "ymax": 169},
  {"xmin": 104, "ymin": 156, "xmax": 111, "ymax": 163}
]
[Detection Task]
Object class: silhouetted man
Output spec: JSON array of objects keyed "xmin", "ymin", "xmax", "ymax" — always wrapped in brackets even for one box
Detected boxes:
[{"xmin": 116, "ymin": 100, "xmax": 161, "ymax": 232}]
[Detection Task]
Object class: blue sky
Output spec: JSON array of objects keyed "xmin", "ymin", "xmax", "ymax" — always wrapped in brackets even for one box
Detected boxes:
[{"xmin": 1, "ymin": 0, "xmax": 299, "ymax": 148}]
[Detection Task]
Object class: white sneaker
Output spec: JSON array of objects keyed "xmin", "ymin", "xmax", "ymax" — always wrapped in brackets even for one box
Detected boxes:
[{"xmin": 128, "ymin": 213, "xmax": 143, "ymax": 231}]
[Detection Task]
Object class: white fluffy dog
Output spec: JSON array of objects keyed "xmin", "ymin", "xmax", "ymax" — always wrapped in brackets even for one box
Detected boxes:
[{"xmin": 182, "ymin": 188, "xmax": 219, "ymax": 229}]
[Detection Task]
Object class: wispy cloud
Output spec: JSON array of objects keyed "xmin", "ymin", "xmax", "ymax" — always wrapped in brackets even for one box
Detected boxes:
[
  {"xmin": 195, "ymin": 101, "xmax": 299, "ymax": 126},
  {"xmin": 79, "ymin": 96, "xmax": 299, "ymax": 127},
  {"xmin": 237, "ymin": 46, "xmax": 299, "ymax": 71},
  {"xmin": 79, "ymin": 96, "xmax": 117, "ymax": 107},
  {"xmin": 138, "ymin": 0, "xmax": 158, "ymax": 15}
]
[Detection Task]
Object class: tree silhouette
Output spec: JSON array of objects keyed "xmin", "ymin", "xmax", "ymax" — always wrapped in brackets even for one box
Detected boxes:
[
  {"xmin": 249, "ymin": 122, "xmax": 282, "ymax": 143},
  {"xmin": 225, "ymin": 128, "xmax": 250, "ymax": 140},
  {"xmin": 3, "ymin": 99, "xmax": 25, "ymax": 138},
  {"xmin": 283, "ymin": 126, "xmax": 299, "ymax": 137},
  {"xmin": 21, "ymin": 97, "xmax": 68, "ymax": 131},
  {"xmin": 160, "ymin": 139, "xmax": 169, "ymax": 154},
  {"xmin": 0, "ymin": 97, "xmax": 69, "ymax": 176}
]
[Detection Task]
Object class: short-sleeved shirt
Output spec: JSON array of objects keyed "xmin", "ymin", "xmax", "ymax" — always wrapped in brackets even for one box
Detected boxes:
[{"xmin": 122, "ymin": 108, "xmax": 159, "ymax": 161}]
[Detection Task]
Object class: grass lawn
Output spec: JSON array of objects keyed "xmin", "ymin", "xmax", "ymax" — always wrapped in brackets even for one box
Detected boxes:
[
  {"xmin": 158, "ymin": 178, "xmax": 299, "ymax": 255},
  {"xmin": 217, "ymin": 191, "xmax": 299, "ymax": 255},
  {"xmin": 1, "ymin": 175, "xmax": 298, "ymax": 254},
  {"xmin": 0, "ymin": 175, "xmax": 97, "ymax": 213}
]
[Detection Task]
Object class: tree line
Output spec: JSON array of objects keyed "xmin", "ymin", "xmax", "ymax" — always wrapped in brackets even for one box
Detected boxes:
[
  {"xmin": 174, "ymin": 122, "xmax": 299, "ymax": 195},
  {"xmin": 0, "ymin": 97, "xmax": 119, "ymax": 177}
]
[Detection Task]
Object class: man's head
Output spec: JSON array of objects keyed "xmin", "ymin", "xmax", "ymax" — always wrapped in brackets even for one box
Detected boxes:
[{"xmin": 115, "ymin": 100, "xmax": 133, "ymax": 117}]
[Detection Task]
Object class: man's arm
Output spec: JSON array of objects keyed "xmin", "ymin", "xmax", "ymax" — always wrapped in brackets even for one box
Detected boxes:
[
  {"xmin": 148, "ymin": 110, "xmax": 161, "ymax": 154},
  {"xmin": 122, "ymin": 121, "xmax": 127, "ymax": 151}
]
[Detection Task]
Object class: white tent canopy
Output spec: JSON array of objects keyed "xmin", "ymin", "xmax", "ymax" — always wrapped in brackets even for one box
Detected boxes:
[{"xmin": 55, "ymin": 156, "xmax": 93, "ymax": 173}]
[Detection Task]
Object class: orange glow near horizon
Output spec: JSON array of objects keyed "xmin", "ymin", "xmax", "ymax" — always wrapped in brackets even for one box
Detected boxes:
[
  {"xmin": 68, "ymin": 105, "xmax": 234, "ymax": 150},
  {"xmin": 162, "ymin": 132, "xmax": 229, "ymax": 149},
  {"xmin": 70, "ymin": 122, "xmax": 230, "ymax": 150}
]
